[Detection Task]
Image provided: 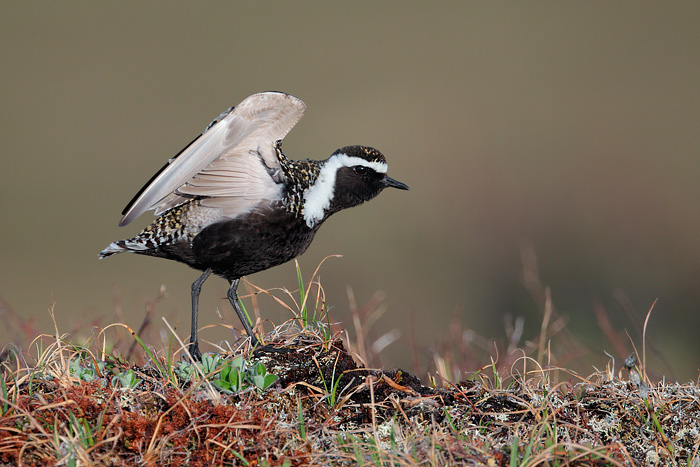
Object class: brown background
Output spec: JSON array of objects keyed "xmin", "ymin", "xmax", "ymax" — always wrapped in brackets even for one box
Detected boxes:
[{"xmin": 2, "ymin": 2, "xmax": 699, "ymax": 379}]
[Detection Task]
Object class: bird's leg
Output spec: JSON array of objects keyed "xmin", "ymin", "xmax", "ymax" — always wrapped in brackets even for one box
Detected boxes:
[
  {"xmin": 189, "ymin": 268, "xmax": 212, "ymax": 361},
  {"xmin": 227, "ymin": 279, "xmax": 293, "ymax": 355},
  {"xmin": 227, "ymin": 279, "xmax": 261, "ymax": 348}
]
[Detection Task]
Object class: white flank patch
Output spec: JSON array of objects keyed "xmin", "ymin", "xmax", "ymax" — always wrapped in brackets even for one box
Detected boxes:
[{"xmin": 303, "ymin": 154, "xmax": 388, "ymax": 228}]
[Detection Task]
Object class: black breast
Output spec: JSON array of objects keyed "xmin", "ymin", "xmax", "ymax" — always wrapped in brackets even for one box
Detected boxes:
[{"xmin": 190, "ymin": 206, "xmax": 318, "ymax": 280}]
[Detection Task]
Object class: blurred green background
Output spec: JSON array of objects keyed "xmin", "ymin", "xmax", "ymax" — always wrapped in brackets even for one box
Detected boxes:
[{"xmin": 2, "ymin": 2, "xmax": 699, "ymax": 380}]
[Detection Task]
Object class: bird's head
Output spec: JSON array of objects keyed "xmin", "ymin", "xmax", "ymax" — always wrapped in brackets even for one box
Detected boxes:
[{"xmin": 302, "ymin": 145, "xmax": 409, "ymax": 228}]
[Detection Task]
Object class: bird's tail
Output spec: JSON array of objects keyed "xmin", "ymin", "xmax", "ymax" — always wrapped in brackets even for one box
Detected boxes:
[{"xmin": 98, "ymin": 239, "xmax": 151, "ymax": 259}]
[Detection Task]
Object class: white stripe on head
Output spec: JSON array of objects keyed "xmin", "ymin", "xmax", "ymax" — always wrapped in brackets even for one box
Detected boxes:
[{"xmin": 303, "ymin": 153, "xmax": 388, "ymax": 228}]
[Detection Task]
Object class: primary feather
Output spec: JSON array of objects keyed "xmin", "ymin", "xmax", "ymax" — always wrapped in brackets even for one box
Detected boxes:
[{"xmin": 119, "ymin": 92, "xmax": 305, "ymax": 226}]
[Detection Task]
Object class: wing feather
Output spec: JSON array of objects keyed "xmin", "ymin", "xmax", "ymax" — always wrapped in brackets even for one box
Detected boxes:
[{"xmin": 119, "ymin": 92, "xmax": 305, "ymax": 226}]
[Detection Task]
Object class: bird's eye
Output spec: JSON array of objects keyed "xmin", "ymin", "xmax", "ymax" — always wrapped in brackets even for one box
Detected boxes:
[{"xmin": 354, "ymin": 166, "xmax": 368, "ymax": 175}]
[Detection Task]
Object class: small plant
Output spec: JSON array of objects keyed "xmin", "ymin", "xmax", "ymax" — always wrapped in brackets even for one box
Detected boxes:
[
  {"xmin": 296, "ymin": 260, "xmax": 310, "ymax": 328},
  {"xmin": 174, "ymin": 359, "xmax": 199, "ymax": 382},
  {"xmin": 68, "ymin": 357, "xmax": 105, "ymax": 383},
  {"xmin": 294, "ymin": 260, "xmax": 332, "ymax": 342},
  {"xmin": 319, "ymin": 366, "xmax": 344, "ymax": 408},
  {"xmin": 200, "ymin": 352, "xmax": 223, "ymax": 374},
  {"xmin": 174, "ymin": 352, "xmax": 223, "ymax": 382},
  {"xmin": 297, "ymin": 398, "xmax": 306, "ymax": 440},
  {"xmin": 247, "ymin": 361, "xmax": 278, "ymax": 391},
  {"xmin": 117, "ymin": 323, "xmax": 168, "ymax": 379},
  {"xmin": 176, "ymin": 354, "xmax": 278, "ymax": 394},
  {"xmin": 0, "ymin": 368, "xmax": 16, "ymax": 415},
  {"xmin": 314, "ymin": 353, "xmax": 346, "ymax": 408},
  {"xmin": 213, "ymin": 356, "xmax": 247, "ymax": 394},
  {"xmin": 56, "ymin": 411, "xmax": 100, "ymax": 467},
  {"xmin": 111, "ymin": 369, "xmax": 142, "ymax": 389}
]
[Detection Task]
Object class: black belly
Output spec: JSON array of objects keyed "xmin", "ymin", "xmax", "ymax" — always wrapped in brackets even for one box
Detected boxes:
[{"xmin": 189, "ymin": 210, "xmax": 317, "ymax": 280}]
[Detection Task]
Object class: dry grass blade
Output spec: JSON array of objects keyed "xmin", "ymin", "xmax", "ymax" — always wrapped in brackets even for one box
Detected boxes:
[{"xmin": 0, "ymin": 265, "xmax": 696, "ymax": 466}]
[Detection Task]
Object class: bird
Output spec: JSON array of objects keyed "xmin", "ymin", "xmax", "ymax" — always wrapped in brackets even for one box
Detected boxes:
[{"xmin": 99, "ymin": 91, "xmax": 409, "ymax": 360}]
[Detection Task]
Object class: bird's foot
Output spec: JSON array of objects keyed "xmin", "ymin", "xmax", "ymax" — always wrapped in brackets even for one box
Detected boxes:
[
  {"xmin": 187, "ymin": 341, "xmax": 203, "ymax": 362},
  {"xmin": 252, "ymin": 343, "xmax": 294, "ymax": 357}
]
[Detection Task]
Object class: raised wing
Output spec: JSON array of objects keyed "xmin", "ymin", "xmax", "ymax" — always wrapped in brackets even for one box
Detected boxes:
[{"xmin": 118, "ymin": 92, "xmax": 306, "ymax": 226}]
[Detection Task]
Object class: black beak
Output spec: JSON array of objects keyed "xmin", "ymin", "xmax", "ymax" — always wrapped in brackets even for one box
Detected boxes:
[{"xmin": 383, "ymin": 176, "xmax": 410, "ymax": 191}]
